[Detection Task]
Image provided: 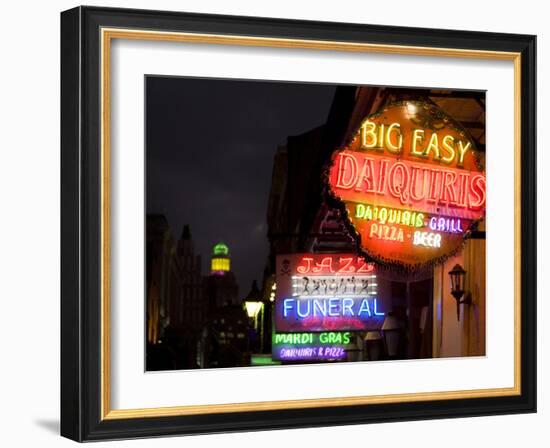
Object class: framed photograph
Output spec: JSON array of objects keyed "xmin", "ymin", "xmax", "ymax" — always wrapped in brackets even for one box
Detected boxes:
[{"xmin": 60, "ymin": 6, "xmax": 536, "ymax": 441}]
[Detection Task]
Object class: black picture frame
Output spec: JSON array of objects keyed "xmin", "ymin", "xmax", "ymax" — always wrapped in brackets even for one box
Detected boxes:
[{"xmin": 61, "ymin": 5, "xmax": 536, "ymax": 442}]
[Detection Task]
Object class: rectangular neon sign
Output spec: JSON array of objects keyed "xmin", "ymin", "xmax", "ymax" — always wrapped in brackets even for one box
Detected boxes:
[
  {"xmin": 275, "ymin": 254, "xmax": 387, "ymax": 332},
  {"xmin": 272, "ymin": 332, "xmax": 352, "ymax": 361}
]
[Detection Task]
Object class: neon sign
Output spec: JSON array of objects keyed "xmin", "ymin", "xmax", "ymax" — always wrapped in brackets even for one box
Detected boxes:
[
  {"xmin": 332, "ymin": 151, "xmax": 485, "ymax": 215},
  {"xmin": 275, "ymin": 254, "xmax": 387, "ymax": 332},
  {"xmin": 295, "ymin": 256, "xmax": 374, "ymax": 275},
  {"xmin": 272, "ymin": 332, "xmax": 352, "ymax": 361},
  {"xmin": 413, "ymin": 231, "xmax": 441, "ymax": 248},
  {"xmin": 327, "ymin": 101, "xmax": 485, "ymax": 268},
  {"xmin": 274, "ymin": 332, "xmax": 352, "ymax": 345},
  {"xmin": 292, "ymin": 275, "xmax": 376, "ymax": 298},
  {"xmin": 282, "ymin": 297, "xmax": 384, "ymax": 318},
  {"xmin": 275, "ymin": 346, "xmax": 347, "ymax": 361}
]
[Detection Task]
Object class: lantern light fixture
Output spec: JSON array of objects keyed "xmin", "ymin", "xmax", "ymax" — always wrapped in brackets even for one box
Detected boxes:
[{"xmin": 448, "ymin": 264, "xmax": 471, "ymax": 320}]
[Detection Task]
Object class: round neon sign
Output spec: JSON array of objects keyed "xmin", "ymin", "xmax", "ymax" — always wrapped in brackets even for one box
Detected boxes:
[{"xmin": 327, "ymin": 101, "xmax": 485, "ymax": 269}]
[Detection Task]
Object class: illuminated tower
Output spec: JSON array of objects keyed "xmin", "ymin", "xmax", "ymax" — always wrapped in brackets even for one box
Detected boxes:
[
  {"xmin": 205, "ymin": 242, "xmax": 239, "ymax": 308},
  {"xmin": 210, "ymin": 242, "xmax": 231, "ymax": 274}
]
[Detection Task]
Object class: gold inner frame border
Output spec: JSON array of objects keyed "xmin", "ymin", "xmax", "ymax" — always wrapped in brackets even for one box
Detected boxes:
[{"xmin": 99, "ymin": 27, "xmax": 522, "ymax": 420}]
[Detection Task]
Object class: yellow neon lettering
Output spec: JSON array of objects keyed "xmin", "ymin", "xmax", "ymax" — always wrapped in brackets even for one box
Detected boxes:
[
  {"xmin": 360, "ymin": 120, "xmax": 377, "ymax": 149},
  {"xmin": 424, "ymin": 132, "xmax": 441, "ymax": 159},
  {"xmin": 441, "ymin": 135, "xmax": 456, "ymax": 164},
  {"xmin": 457, "ymin": 140, "xmax": 471, "ymax": 166},
  {"xmin": 411, "ymin": 129, "xmax": 425, "ymax": 157},
  {"xmin": 385, "ymin": 123, "xmax": 403, "ymax": 153}
]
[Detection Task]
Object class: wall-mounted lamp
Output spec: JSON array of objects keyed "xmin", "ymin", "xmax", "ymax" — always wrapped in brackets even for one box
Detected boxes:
[{"xmin": 448, "ymin": 264, "xmax": 471, "ymax": 320}]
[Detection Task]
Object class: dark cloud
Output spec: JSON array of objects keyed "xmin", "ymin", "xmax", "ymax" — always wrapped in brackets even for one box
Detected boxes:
[{"xmin": 146, "ymin": 76, "xmax": 336, "ymax": 294}]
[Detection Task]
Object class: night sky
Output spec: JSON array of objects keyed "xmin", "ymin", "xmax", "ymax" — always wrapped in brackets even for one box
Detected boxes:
[{"xmin": 146, "ymin": 77, "xmax": 336, "ymax": 295}]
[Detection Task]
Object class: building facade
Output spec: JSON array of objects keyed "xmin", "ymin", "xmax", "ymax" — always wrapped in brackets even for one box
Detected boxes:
[
  {"xmin": 264, "ymin": 85, "xmax": 486, "ymax": 363},
  {"xmin": 146, "ymin": 216, "xmax": 206, "ymax": 370}
]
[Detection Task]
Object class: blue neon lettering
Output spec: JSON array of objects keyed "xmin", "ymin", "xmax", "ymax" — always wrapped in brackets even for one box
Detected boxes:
[
  {"xmin": 282, "ymin": 297, "xmax": 385, "ymax": 320},
  {"xmin": 374, "ymin": 298, "xmax": 384, "ymax": 316},
  {"xmin": 358, "ymin": 298, "xmax": 372, "ymax": 316},
  {"xmin": 313, "ymin": 299, "xmax": 327, "ymax": 316},
  {"xmin": 297, "ymin": 300, "xmax": 311, "ymax": 318},
  {"xmin": 328, "ymin": 298, "xmax": 339, "ymax": 316},
  {"xmin": 342, "ymin": 298, "xmax": 354, "ymax": 316},
  {"xmin": 283, "ymin": 299, "xmax": 294, "ymax": 317}
]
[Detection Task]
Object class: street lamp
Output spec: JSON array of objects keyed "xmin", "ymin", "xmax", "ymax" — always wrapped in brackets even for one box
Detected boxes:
[
  {"xmin": 243, "ymin": 300, "xmax": 263, "ymax": 356},
  {"xmin": 381, "ymin": 313, "xmax": 404, "ymax": 359},
  {"xmin": 244, "ymin": 301, "xmax": 263, "ymax": 328},
  {"xmin": 448, "ymin": 264, "xmax": 470, "ymax": 321}
]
